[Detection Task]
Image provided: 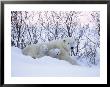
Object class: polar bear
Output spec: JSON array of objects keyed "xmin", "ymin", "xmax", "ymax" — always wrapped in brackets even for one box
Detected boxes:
[
  {"xmin": 48, "ymin": 48, "xmax": 61, "ymax": 58},
  {"xmin": 22, "ymin": 44, "xmax": 48, "ymax": 59},
  {"xmin": 45, "ymin": 37, "xmax": 78, "ymax": 65},
  {"xmin": 22, "ymin": 37, "xmax": 78, "ymax": 65},
  {"xmin": 47, "ymin": 48, "xmax": 78, "ymax": 65}
]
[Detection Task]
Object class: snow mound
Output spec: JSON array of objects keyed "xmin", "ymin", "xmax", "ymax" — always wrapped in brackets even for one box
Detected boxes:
[{"xmin": 11, "ymin": 47, "xmax": 99, "ymax": 77}]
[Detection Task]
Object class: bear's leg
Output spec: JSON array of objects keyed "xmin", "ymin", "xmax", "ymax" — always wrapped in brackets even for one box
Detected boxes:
[
  {"xmin": 67, "ymin": 58, "xmax": 78, "ymax": 65},
  {"xmin": 60, "ymin": 55, "xmax": 78, "ymax": 65}
]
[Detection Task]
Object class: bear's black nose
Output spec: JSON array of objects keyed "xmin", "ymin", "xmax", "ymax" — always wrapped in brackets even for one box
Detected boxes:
[{"xmin": 71, "ymin": 47, "xmax": 74, "ymax": 49}]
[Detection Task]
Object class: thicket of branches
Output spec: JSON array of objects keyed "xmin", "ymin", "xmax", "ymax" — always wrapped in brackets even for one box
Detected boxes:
[{"xmin": 11, "ymin": 11, "xmax": 100, "ymax": 66}]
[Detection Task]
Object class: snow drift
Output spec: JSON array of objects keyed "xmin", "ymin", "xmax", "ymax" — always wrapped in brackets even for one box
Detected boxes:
[{"xmin": 11, "ymin": 47, "xmax": 99, "ymax": 77}]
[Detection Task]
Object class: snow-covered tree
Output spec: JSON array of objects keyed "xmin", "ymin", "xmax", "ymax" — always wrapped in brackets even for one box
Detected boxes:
[{"xmin": 11, "ymin": 11, "xmax": 100, "ymax": 66}]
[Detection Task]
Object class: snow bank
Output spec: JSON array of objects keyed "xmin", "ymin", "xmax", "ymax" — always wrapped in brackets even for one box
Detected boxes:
[{"xmin": 11, "ymin": 47, "xmax": 99, "ymax": 77}]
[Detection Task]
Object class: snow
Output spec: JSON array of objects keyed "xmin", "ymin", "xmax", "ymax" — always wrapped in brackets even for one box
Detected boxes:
[{"xmin": 11, "ymin": 47, "xmax": 99, "ymax": 77}]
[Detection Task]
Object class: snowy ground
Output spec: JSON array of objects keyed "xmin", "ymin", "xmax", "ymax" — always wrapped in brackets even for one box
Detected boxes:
[{"xmin": 11, "ymin": 47, "xmax": 100, "ymax": 77}]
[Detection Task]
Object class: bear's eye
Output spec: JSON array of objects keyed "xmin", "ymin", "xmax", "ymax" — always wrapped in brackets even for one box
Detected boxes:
[{"xmin": 68, "ymin": 43, "xmax": 69, "ymax": 44}]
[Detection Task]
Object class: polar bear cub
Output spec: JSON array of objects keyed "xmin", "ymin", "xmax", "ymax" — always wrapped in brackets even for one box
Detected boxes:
[
  {"xmin": 48, "ymin": 48, "xmax": 61, "ymax": 58},
  {"xmin": 22, "ymin": 44, "xmax": 48, "ymax": 59}
]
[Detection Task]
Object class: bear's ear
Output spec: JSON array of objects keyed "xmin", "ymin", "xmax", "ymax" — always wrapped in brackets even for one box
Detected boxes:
[{"xmin": 63, "ymin": 39, "xmax": 66, "ymax": 43}]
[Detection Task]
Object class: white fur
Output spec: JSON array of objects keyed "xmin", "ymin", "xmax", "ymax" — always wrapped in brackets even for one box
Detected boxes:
[
  {"xmin": 48, "ymin": 48, "xmax": 61, "ymax": 58},
  {"xmin": 22, "ymin": 44, "xmax": 48, "ymax": 59},
  {"xmin": 22, "ymin": 37, "xmax": 78, "ymax": 65}
]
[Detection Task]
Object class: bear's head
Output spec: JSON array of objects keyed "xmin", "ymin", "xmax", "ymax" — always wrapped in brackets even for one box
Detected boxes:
[
  {"xmin": 53, "ymin": 48, "xmax": 61, "ymax": 56},
  {"xmin": 48, "ymin": 48, "xmax": 61, "ymax": 58},
  {"xmin": 62, "ymin": 37, "xmax": 75, "ymax": 51}
]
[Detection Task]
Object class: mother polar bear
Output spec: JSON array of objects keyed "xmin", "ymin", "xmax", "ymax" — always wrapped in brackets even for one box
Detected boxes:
[{"xmin": 22, "ymin": 37, "xmax": 78, "ymax": 65}]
